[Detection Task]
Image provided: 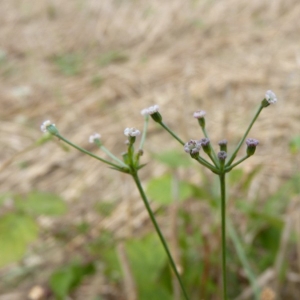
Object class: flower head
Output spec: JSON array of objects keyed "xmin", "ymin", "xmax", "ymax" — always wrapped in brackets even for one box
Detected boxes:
[
  {"xmin": 124, "ymin": 128, "xmax": 141, "ymax": 137},
  {"xmin": 194, "ymin": 110, "xmax": 206, "ymax": 128},
  {"xmin": 265, "ymin": 90, "xmax": 277, "ymax": 104},
  {"xmin": 89, "ymin": 133, "xmax": 101, "ymax": 144},
  {"xmin": 40, "ymin": 120, "xmax": 58, "ymax": 135},
  {"xmin": 199, "ymin": 138, "xmax": 211, "ymax": 154},
  {"xmin": 141, "ymin": 105, "xmax": 159, "ymax": 116},
  {"xmin": 246, "ymin": 138, "xmax": 259, "ymax": 147},
  {"xmin": 218, "ymin": 151, "xmax": 227, "ymax": 161},
  {"xmin": 184, "ymin": 139, "xmax": 201, "ymax": 154},
  {"xmin": 218, "ymin": 139, "xmax": 228, "ymax": 151},
  {"xmin": 40, "ymin": 120, "xmax": 53, "ymax": 133},
  {"xmin": 218, "ymin": 139, "xmax": 227, "ymax": 146},
  {"xmin": 199, "ymin": 138, "xmax": 210, "ymax": 146},
  {"xmin": 246, "ymin": 138, "xmax": 259, "ymax": 156},
  {"xmin": 193, "ymin": 110, "xmax": 206, "ymax": 119}
]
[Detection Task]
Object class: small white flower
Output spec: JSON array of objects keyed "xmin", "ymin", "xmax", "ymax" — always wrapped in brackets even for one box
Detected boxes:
[
  {"xmin": 184, "ymin": 139, "xmax": 201, "ymax": 154},
  {"xmin": 124, "ymin": 128, "xmax": 141, "ymax": 137},
  {"xmin": 89, "ymin": 133, "xmax": 101, "ymax": 143},
  {"xmin": 40, "ymin": 120, "xmax": 53, "ymax": 133},
  {"xmin": 141, "ymin": 105, "xmax": 159, "ymax": 116},
  {"xmin": 265, "ymin": 90, "xmax": 277, "ymax": 104},
  {"xmin": 193, "ymin": 110, "xmax": 206, "ymax": 119}
]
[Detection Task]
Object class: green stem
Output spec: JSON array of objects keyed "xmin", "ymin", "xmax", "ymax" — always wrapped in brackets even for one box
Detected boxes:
[
  {"xmin": 227, "ymin": 220, "xmax": 260, "ymax": 299},
  {"xmin": 55, "ymin": 133, "xmax": 126, "ymax": 170},
  {"xmin": 158, "ymin": 121, "xmax": 219, "ymax": 173},
  {"xmin": 206, "ymin": 151, "xmax": 219, "ymax": 168},
  {"xmin": 196, "ymin": 156, "xmax": 220, "ymax": 174},
  {"xmin": 202, "ymin": 127, "xmax": 219, "ymax": 167},
  {"xmin": 225, "ymin": 155, "xmax": 249, "ymax": 172},
  {"xmin": 226, "ymin": 105, "xmax": 263, "ymax": 167},
  {"xmin": 131, "ymin": 171, "xmax": 190, "ymax": 300},
  {"xmin": 127, "ymin": 143, "xmax": 135, "ymax": 167},
  {"xmin": 219, "ymin": 173, "xmax": 227, "ymax": 300},
  {"xmin": 139, "ymin": 115, "xmax": 149, "ymax": 151},
  {"xmin": 159, "ymin": 122, "xmax": 185, "ymax": 145},
  {"xmin": 100, "ymin": 145, "xmax": 129, "ymax": 168}
]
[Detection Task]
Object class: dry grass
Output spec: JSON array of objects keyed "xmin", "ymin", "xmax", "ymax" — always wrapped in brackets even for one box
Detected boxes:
[{"xmin": 1, "ymin": 0, "xmax": 300, "ymax": 299}]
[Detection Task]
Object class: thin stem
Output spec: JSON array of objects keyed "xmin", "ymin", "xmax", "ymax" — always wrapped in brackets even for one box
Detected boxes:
[
  {"xmin": 131, "ymin": 171, "xmax": 190, "ymax": 300},
  {"xmin": 196, "ymin": 156, "xmax": 220, "ymax": 174},
  {"xmin": 170, "ymin": 171, "xmax": 181, "ymax": 300},
  {"xmin": 219, "ymin": 173, "xmax": 228, "ymax": 300},
  {"xmin": 226, "ymin": 105, "xmax": 263, "ymax": 167},
  {"xmin": 206, "ymin": 151, "xmax": 219, "ymax": 168},
  {"xmin": 158, "ymin": 121, "xmax": 219, "ymax": 173},
  {"xmin": 225, "ymin": 155, "xmax": 249, "ymax": 172},
  {"xmin": 159, "ymin": 122, "xmax": 185, "ymax": 145},
  {"xmin": 227, "ymin": 219, "xmax": 260, "ymax": 300},
  {"xmin": 55, "ymin": 133, "xmax": 126, "ymax": 170},
  {"xmin": 100, "ymin": 145, "xmax": 129, "ymax": 168},
  {"xmin": 202, "ymin": 126, "xmax": 209, "ymax": 139},
  {"xmin": 139, "ymin": 115, "xmax": 149, "ymax": 150},
  {"xmin": 128, "ymin": 143, "xmax": 134, "ymax": 167},
  {"xmin": 202, "ymin": 127, "xmax": 219, "ymax": 167}
]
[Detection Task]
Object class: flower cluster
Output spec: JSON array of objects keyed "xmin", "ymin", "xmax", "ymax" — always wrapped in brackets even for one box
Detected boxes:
[
  {"xmin": 218, "ymin": 139, "xmax": 228, "ymax": 151},
  {"xmin": 193, "ymin": 110, "xmax": 206, "ymax": 119},
  {"xmin": 141, "ymin": 105, "xmax": 159, "ymax": 116},
  {"xmin": 265, "ymin": 90, "xmax": 277, "ymax": 104},
  {"xmin": 245, "ymin": 138, "xmax": 259, "ymax": 147},
  {"xmin": 124, "ymin": 127, "xmax": 141, "ymax": 137},
  {"xmin": 218, "ymin": 151, "xmax": 227, "ymax": 161},
  {"xmin": 199, "ymin": 138, "xmax": 210, "ymax": 147},
  {"xmin": 40, "ymin": 90, "xmax": 276, "ymax": 173},
  {"xmin": 89, "ymin": 133, "xmax": 101, "ymax": 143},
  {"xmin": 40, "ymin": 120, "xmax": 53, "ymax": 133},
  {"xmin": 245, "ymin": 138, "xmax": 259, "ymax": 156},
  {"xmin": 40, "ymin": 120, "xmax": 58, "ymax": 135},
  {"xmin": 218, "ymin": 140, "xmax": 227, "ymax": 146},
  {"xmin": 184, "ymin": 140, "xmax": 201, "ymax": 154}
]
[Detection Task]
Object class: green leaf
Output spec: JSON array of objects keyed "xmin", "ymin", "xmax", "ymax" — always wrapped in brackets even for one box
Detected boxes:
[
  {"xmin": 251, "ymin": 225, "xmax": 281, "ymax": 270},
  {"xmin": 125, "ymin": 234, "xmax": 172, "ymax": 300},
  {"xmin": 50, "ymin": 268, "xmax": 74, "ymax": 300},
  {"xmin": 146, "ymin": 174, "xmax": 193, "ymax": 205},
  {"xmin": 49, "ymin": 261, "xmax": 96, "ymax": 300},
  {"xmin": 16, "ymin": 191, "xmax": 67, "ymax": 216},
  {"xmin": 0, "ymin": 213, "xmax": 38, "ymax": 267},
  {"xmin": 248, "ymin": 210, "xmax": 284, "ymax": 228},
  {"xmin": 101, "ymin": 247, "xmax": 122, "ymax": 282},
  {"xmin": 154, "ymin": 150, "xmax": 192, "ymax": 168}
]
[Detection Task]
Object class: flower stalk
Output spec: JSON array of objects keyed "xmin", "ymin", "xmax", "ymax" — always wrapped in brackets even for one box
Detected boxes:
[
  {"xmin": 219, "ymin": 173, "xmax": 227, "ymax": 300},
  {"xmin": 226, "ymin": 105, "xmax": 263, "ymax": 167},
  {"xmin": 131, "ymin": 171, "xmax": 190, "ymax": 300}
]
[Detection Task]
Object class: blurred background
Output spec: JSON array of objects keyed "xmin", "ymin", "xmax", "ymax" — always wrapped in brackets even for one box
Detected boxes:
[{"xmin": 1, "ymin": 0, "xmax": 300, "ymax": 299}]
